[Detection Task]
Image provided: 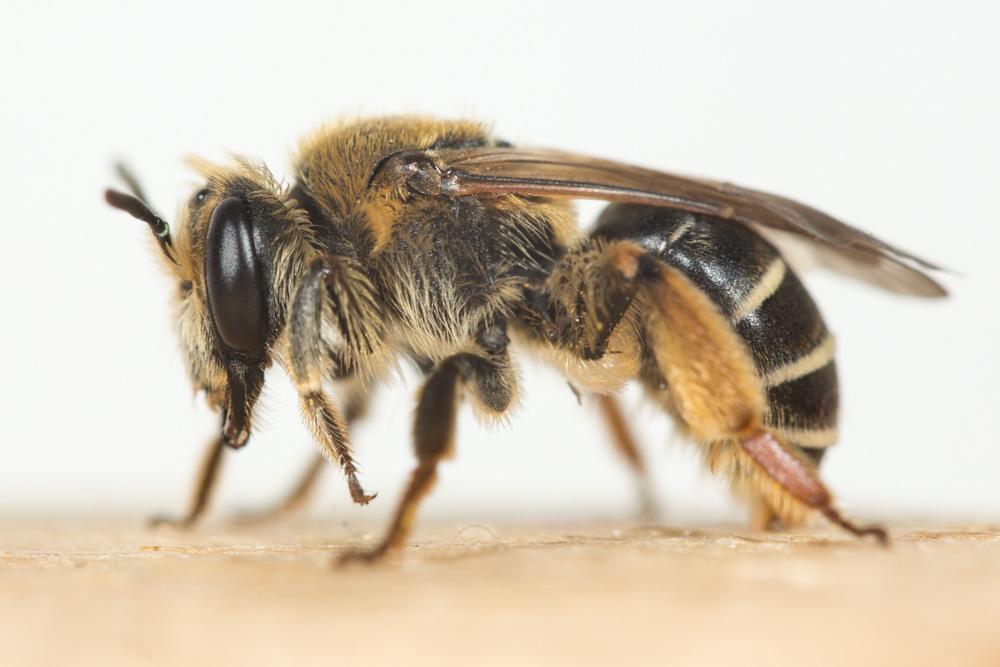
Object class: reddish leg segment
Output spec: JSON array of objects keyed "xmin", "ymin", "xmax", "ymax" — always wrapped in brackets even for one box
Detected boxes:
[{"xmin": 739, "ymin": 430, "xmax": 888, "ymax": 545}]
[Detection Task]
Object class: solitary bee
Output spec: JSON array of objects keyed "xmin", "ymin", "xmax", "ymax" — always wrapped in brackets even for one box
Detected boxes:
[{"xmin": 106, "ymin": 117, "xmax": 945, "ymax": 562}]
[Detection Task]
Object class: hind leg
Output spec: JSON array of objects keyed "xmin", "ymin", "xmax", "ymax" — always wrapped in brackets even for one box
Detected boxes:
[
  {"xmin": 746, "ymin": 446, "xmax": 827, "ymax": 531},
  {"xmin": 526, "ymin": 232, "xmax": 880, "ymax": 541},
  {"xmin": 637, "ymin": 253, "xmax": 885, "ymax": 542},
  {"xmin": 749, "ymin": 495, "xmax": 780, "ymax": 532},
  {"xmin": 556, "ymin": 238, "xmax": 885, "ymax": 540}
]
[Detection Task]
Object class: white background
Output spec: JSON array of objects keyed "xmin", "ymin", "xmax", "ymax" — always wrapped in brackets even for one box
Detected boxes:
[{"xmin": 1, "ymin": 1, "xmax": 997, "ymax": 528}]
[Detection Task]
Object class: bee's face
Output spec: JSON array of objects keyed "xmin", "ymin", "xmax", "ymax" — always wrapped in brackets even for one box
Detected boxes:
[{"xmin": 164, "ymin": 160, "xmax": 319, "ymax": 443}]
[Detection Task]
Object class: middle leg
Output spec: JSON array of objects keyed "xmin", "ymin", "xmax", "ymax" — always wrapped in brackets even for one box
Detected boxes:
[
  {"xmin": 596, "ymin": 394, "xmax": 657, "ymax": 519},
  {"xmin": 340, "ymin": 337, "xmax": 515, "ymax": 564}
]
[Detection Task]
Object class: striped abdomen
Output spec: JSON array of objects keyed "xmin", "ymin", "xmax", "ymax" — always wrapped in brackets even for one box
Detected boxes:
[{"xmin": 591, "ymin": 204, "xmax": 837, "ymax": 462}]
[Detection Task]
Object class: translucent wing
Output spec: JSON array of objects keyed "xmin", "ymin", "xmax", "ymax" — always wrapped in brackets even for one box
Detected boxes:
[{"xmin": 428, "ymin": 147, "xmax": 946, "ymax": 297}]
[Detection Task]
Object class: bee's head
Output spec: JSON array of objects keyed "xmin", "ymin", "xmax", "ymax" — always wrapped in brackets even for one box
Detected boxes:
[{"xmin": 106, "ymin": 159, "xmax": 315, "ymax": 447}]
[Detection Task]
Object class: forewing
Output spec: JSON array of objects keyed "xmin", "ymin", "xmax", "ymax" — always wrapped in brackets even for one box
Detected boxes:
[{"xmin": 433, "ymin": 147, "xmax": 946, "ymax": 297}]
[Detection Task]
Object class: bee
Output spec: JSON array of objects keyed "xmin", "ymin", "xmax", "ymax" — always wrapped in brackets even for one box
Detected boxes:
[{"xmin": 106, "ymin": 117, "xmax": 945, "ymax": 562}]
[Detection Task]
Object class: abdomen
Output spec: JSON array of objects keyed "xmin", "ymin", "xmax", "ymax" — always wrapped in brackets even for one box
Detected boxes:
[{"xmin": 591, "ymin": 203, "xmax": 838, "ymax": 463}]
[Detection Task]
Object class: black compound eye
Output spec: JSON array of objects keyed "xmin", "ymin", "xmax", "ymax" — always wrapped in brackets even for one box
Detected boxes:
[{"xmin": 204, "ymin": 196, "xmax": 269, "ymax": 356}]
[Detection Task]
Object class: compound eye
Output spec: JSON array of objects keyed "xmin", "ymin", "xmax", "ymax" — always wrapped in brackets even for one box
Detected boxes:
[{"xmin": 204, "ymin": 197, "xmax": 269, "ymax": 356}]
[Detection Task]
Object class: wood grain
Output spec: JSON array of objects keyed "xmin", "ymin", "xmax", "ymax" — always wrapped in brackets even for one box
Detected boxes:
[{"xmin": 1, "ymin": 520, "xmax": 999, "ymax": 666}]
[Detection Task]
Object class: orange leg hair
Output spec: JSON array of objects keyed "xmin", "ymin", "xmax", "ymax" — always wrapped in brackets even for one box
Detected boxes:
[{"xmin": 630, "ymin": 247, "xmax": 886, "ymax": 542}]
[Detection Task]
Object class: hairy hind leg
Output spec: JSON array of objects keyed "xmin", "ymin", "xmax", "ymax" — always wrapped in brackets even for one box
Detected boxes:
[
  {"xmin": 749, "ymin": 495, "xmax": 780, "ymax": 531},
  {"xmin": 746, "ymin": 446, "xmax": 827, "ymax": 531},
  {"xmin": 530, "ymin": 233, "xmax": 880, "ymax": 541},
  {"xmin": 633, "ymin": 249, "xmax": 885, "ymax": 542},
  {"xmin": 739, "ymin": 431, "xmax": 884, "ymax": 541}
]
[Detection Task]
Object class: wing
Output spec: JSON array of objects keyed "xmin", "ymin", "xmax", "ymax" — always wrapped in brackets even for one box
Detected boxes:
[{"xmin": 426, "ymin": 147, "xmax": 946, "ymax": 297}]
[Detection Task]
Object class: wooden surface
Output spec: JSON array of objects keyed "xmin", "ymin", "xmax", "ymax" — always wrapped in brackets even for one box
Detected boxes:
[{"xmin": 1, "ymin": 520, "xmax": 999, "ymax": 666}]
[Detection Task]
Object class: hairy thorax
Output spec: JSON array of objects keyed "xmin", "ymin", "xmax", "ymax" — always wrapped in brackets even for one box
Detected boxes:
[{"xmin": 372, "ymin": 196, "xmax": 552, "ymax": 361}]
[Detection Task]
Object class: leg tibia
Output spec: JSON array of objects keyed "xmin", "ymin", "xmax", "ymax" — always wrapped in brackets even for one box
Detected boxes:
[
  {"xmin": 150, "ymin": 430, "xmax": 226, "ymax": 529},
  {"xmin": 299, "ymin": 390, "xmax": 375, "ymax": 506},
  {"xmin": 634, "ymin": 259, "xmax": 883, "ymax": 542},
  {"xmin": 341, "ymin": 351, "xmax": 516, "ymax": 564},
  {"xmin": 596, "ymin": 394, "xmax": 658, "ymax": 518}
]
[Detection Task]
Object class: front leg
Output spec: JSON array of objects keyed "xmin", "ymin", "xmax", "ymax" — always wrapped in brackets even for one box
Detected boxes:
[
  {"xmin": 341, "ymin": 328, "xmax": 515, "ymax": 564},
  {"xmin": 150, "ymin": 426, "xmax": 226, "ymax": 528},
  {"xmin": 150, "ymin": 362, "xmax": 263, "ymax": 528},
  {"xmin": 236, "ymin": 383, "xmax": 375, "ymax": 523},
  {"xmin": 286, "ymin": 260, "xmax": 377, "ymax": 505}
]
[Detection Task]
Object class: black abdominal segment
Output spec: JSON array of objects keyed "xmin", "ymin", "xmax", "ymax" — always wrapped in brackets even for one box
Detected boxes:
[{"xmin": 591, "ymin": 203, "xmax": 839, "ymax": 462}]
